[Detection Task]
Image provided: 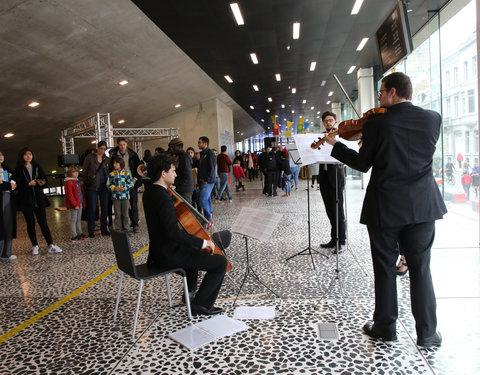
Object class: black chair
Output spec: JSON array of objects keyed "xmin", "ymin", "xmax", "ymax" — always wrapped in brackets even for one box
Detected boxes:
[{"xmin": 111, "ymin": 231, "xmax": 192, "ymax": 341}]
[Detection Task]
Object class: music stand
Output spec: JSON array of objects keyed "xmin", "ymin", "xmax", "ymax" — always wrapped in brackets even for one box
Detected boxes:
[{"xmin": 231, "ymin": 207, "xmax": 282, "ymax": 306}]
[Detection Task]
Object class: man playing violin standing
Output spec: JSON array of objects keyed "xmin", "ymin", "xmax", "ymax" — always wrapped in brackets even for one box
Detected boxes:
[
  {"xmin": 324, "ymin": 72, "xmax": 446, "ymax": 348},
  {"xmin": 143, "ymin": 153, "xmax": 227, "ymax": 316},
  {"xmin": 318, "ymin": 111, "xmax": 346, "ymax": 253}
]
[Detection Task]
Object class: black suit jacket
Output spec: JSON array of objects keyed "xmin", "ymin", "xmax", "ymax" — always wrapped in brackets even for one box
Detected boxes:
[
  {"xmin": 143, "ymin": 184, "xmax": 203, "ymax": 265},
  {"xmin": 331, "ymin": 101, "xmax": 447, "ymax": 228}
]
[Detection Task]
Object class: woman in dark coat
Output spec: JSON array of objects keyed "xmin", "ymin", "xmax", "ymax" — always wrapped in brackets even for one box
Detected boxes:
[
  {"xmin": 0, "ymin": 151, "xmax": 17, "ymax": 260},
  {"xmin": 13, "ymin": 147, "xmax": 62, "ymax": 255}
]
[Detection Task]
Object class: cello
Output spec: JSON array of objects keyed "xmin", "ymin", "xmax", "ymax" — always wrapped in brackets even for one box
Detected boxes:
[{"xmin": 138, "ymin": 164, "xmax": 232, "ymax": 271}]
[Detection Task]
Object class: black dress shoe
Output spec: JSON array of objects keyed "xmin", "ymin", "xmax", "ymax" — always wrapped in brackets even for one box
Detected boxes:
[
  {"xmin": 362, "ymin": 322, "xmax": 397, "ymax": 341},
  {"xmin": 191, "ymin": 304, "xmax": 224, "ymax": 316},
  {"xmin": 89, "ymin": 232, "xmax": 95, "ymax": 238},
  {"xmin": 331, "ymin": 243, "xmax": 346, "ymax": 254},
  {"xmin": 417, "ymin": 331, "xmax": 442, "ymax": 348},
  {"xmin": 101, "ymin": 230, "xmax": 110, "ymax": 236},
  {"xmin": 320, "ymin": 240, "xmax": 336, "ymax": 248}
]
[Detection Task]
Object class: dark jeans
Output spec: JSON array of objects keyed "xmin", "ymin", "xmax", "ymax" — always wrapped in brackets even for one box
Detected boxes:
[
  {"xmin": 266, "ymin": 171, "xmax": 278, "ymax": 196},
  {"xmin": 86, "ymin": 187, "xmax": 109, "ymax": 234},
  {"xmin": 129, "ymin": 186, "xmax": 139, "ymax": 228},
  {"xmin": 22, "ymin": 207, "xmax": 53, "ymax": 246},
  {"xmin": 367, "ymin": 221, "xmax": 437, "ymax": 339},
  {"xmin": 216, "ymin": 172, "xmax": 232, "ymax": 200}
]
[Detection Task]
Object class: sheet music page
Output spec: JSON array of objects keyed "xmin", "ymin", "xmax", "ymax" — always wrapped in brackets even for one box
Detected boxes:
[
  {"xmin": 293, "ymin": 133, "xmax": 359, "ymax": 165},
  {"xmin": 231, "ymin": 207, "xmax": 282, "ymax": 242}
]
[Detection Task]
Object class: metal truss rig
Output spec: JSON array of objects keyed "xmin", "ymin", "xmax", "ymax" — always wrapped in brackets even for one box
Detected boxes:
[{"xmin": 60, "ymin": 113, "xmax": 179, "ymax": 155}]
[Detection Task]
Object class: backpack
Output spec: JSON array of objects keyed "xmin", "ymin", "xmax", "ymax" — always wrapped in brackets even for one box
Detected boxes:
[{"xmin": 266, "ymin": 152, "xmax": 277, "ymax": 171}]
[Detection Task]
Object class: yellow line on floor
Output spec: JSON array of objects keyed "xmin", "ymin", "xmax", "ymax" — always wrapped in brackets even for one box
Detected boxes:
[{"xmin": 0, "ymin": 245, "xmax": 149, "ymax": 344}]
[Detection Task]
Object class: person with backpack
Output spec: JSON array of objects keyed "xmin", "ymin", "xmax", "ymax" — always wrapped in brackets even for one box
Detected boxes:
[{"xmin": 265, "ymin": 147, "xmax": 280, "ymax": 197}]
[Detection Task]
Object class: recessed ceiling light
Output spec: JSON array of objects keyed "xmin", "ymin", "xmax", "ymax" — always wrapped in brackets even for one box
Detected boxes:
[
  {"xmin": 284, "ymin": 118, "xmax": 287, "ymax": 121},
  {"xmin": 175, "ymin": 104, "xmax": 181, "ymax": 108},
  {"xmin": 292, "ymin": 110, "xmax": 295, "ymax": 114},
  {"xmin": 241, "ymin": 132, "xmax": 244, "ymax": 135},
  {"xmin": 267, "ymin": 127, "xmax": 270, "ymax": 129},
  {"xmin": 292, "ymin": 88, "xmax": 296, "ymax": 94},
  {"xmin": 317, "ymin": 116, "xmax": 320, "ymax": 118},
  {"xmin": 275, "ymin": 115, "xmax": 278, "ymax": 117},
  {"xmin": 91, "ymin": 140, "xmax": 97, "ymax": 144},
  {"xmin": 317, "ymin": 111, "xmax": 320, "ymax": 114},
  {"xmin": 4, "ymin": 133, "xmax": 14, "ymax": 138},
  {"xmin": 293, "ymin": 22, "xmax": 300, "ymax": 39},
  {"xmin": 321, "ymin": 80, "xmax": 326, "ymax": 86},
  {"xmin": 351, "ymin": 0, "xmax": 364, "ymax": 14},
  {"xmin": 224, "ymin": 75, "xmax": 233, "ymax": 83},
  {"xmin": 268, "ymin": 97, "xmax": 273, "ymax": 102},
  {"xmin": 118, "ymin": 80, "xmax": 129, "ymax": 86},
  {"xmin": 347, "ymin": 66, "xmax": 356, "ymax": 74},
  {"xmin": 328, "ymin": 91, "xmax": 333, "ymax": 97},
  {"xmin": 302, "ymin": 99, "xmax": 306, "ymax": 104},
  {"xmin": 266, "ymin": 109, "xmax": 270, "ymax": 113},
  {"xmin": 326, "ymin": 100, "xmax": 331, "ymax": 105},
  {"xmin": 356, "ymin": 38, "xmax": 369, "ymax": 51},
  {"xmin": 230, "ymin": 3, "xmax": 245, "ymax": 25},
  {"xmin": 250, "ymin": 105, "xmax": 254, "ymax": 109},
  {"xmin": 281, "ymin": 104, "xmax": 285, "ymax": 108},
  {"xmin": 28, "ymin": 101, "xmax": 40, "ymax": 108},
  {"xmin": 118, "ymin": 120, "xmax": 125, "ymax": 124},
  {"xmin": 275, "ymin": 73, "xmax": 281, "ymax": 81},
  {"xmin": 310, "ymin": 106, "xmax": 314, "ymax": 110},
  {"xmin": 253, "ymin": 84, "xmax": 259, "ymax": 91},
  {"xmin": 250, "ymin": 53, "xmax": 259, "ymax": 64},
  {"xmin": 310, "ymin": 62, "xmax": 317, "ymax": 71},
  {"xmin": 51, "ymin": 170, "xmax": 56, "ymax": 174},
  {"xmin": 261, "ymin": 119, "xmax": 264, "ymax": 122}
]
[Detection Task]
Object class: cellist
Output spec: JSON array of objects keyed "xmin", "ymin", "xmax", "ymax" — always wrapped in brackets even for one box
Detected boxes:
[{"xmin": 143, "ymin": 153, "xmax": 227, "ymax": 316}]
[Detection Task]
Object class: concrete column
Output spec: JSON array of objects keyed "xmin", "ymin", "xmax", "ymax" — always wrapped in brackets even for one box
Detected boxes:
[
  {"xmin": 331, "ymin": 102, "xmax": 342, "ymax": 121},
  {"xmin": 357, "ymin": 67, "xmax": 376, "ymax": 115}
]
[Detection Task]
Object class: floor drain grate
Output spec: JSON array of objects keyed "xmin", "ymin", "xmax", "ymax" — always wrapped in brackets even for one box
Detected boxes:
[{"xmin": 316, "ymin": 322, "xmax": 339, "ymax": 341}]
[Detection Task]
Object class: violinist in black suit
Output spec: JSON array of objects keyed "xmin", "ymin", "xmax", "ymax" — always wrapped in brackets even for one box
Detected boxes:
[
  {"xmin": 143, "ymin": 153, "xmax": 227, "ymax": 316},
  {"xmin": 318, "ymin": 111, "xmax": 346, "ymax": 253},
  {"xmin": 324, "ymin": 72, "xmax": 447, "ymax": 348}
]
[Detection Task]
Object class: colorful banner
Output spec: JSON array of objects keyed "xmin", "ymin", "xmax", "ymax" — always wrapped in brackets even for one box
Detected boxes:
[
  {"xmin": 273, "ymin": 128, "xmax": 279, "ymax": 136},
  {"xmin": 304, "ymin": 121, "xmax": 310, "ymax": 130},
  {"xmin": 287, "ymin": 120, "xmax": 294, "ymax": 130},
  {"xmin": 285, "ymin": 131, "xmax": 292, "ymax": 138}
]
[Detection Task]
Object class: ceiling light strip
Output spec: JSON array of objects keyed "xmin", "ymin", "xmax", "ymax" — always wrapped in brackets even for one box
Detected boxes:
[
  {"xmin": 230, "ymin": 3, "xmax": 244, "ymax": 25},
  {"xmin": 356, "ymin": 38, "xmax": 369, "ymax": 51},
  {"xmin": 250, "ymin": 53, "xmax": 258, "ymax": 64},
  {"xmin": 351, "ymin": 0, "xmax": 364, "ymax": 15},
  {"xmin": 293, "ymin": 22, "xmax": 300, "ymax": 39}
]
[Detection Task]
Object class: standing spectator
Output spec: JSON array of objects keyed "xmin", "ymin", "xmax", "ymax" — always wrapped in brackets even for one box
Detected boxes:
[
  {"xmin": 0, "ymin": 151, "xmax": 17, "ymax": 260},
  {"xmin": 289, "ymin": 151, "xmax": 301, "ymax": 191},
  {"xmin": 142, "ymin": 149, "xmax": 153, "ymax": 166},
  {"xmin": 107, "ymin": 157, "xmax": 134, "ymax": 232},
  {"xmin": 83, "ymin": 141, "xmax": 110, "ymax": 238},
  {"xmin": 212, "ymin": 149, "xmax": 221, "ymax": 199},
  {"xmin": 461, "ymin": 169, "xmax": 472, "ymax": 200},
  {"xmin": 168, "ymin": 138, "xmax": 194, "ymax": 205},
  {"xmin": 471, "ymin": 162, "xmax": 479, "ymax": 198},
  {"xmin": 265, "ymin": 147, "xmax": 280, "ymax": 197},
  {"xmin": 197, "ymin": 136, "xmax": 216, "ymax": 226},
  {"xmin": 309, "ymin": 162, "xmax": 320, "ymax": 189},
  {"xmin": 280, "ymin": 151, "xmax": 292, "ymax": 197},
  {"xmin": 233, "ymin": 150, "xmax": 245, "ymax": 191},
  {"xmin": 216, "ymin": 145, "xmax": 233, "ymax": 202},
  {"xmin": 246, "ymin": 151, "xmax": 257, "ymax": 181},
  {"xmin": 64, "ymin": 166, "xmax": 86, "ymax": 242},
  {"xmin": 107, "ymin": 148, "xmax": 116, "ymax": 227},
  {"xmin": 258, "ymin": 147, "xmax": 269, "ymax": 195},
  {"xmin": 457, "ymin": 153, "xmax": 463, "ymax": 169},
  {"xmin": 112, "ymin": 138, "xmax": 142, "ymax": 233},
  {"xmin": 13, "ymin": 147, "xmax": 62, "ymax": 254},
  {"xmin": 154, "ymin": 147, "xmax": 165, "ymax": 156}
]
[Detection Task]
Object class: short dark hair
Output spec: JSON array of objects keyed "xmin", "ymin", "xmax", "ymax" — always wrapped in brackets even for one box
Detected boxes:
[
  {"xmin": 148, "ymin": 154, "xmax": 175, "ymax": 182},
  {"xmin": 321, "ymin": 111, "xmax": 336, "ymax": 121},
  {"xmin": 117, "ymin": 137, "xmax": 127, "ymax": 144},
  {"xmin": 382, "ymin": 72, "xmax": 412, "ymax": 100},
  {"xmin": 97, "ymin": 140, "xmax": 107, "ymax": 148},
  {"xmin": 155, "ymin": 147, "xmax": 165, "ymax": 154},
  {"xmin": 199, "ymin": 136, "xmax": 209, "ymax": 145},
  {"xmin": 186, "ymin": 147, "xmax": 195, "ymax": 154},
  {"xmin": 17, "ymin": 147, "xmax": 36, "ymax": 167},
  {"xmin": 221, "ymin": 145, "xmax": 227, "ymax": 152},
  {"xmin": 112, "ymin": 156, "xmax": 125, "ymax": 169}
]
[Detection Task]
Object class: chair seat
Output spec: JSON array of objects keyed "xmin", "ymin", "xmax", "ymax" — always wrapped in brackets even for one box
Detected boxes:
[{"xmin": 134, "ymin": 263, "xmax": 186, "ymax": 280}]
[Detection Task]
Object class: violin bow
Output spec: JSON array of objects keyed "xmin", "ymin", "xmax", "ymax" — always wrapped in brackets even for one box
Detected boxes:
[{"xmin": 333, "ymin": 74, "xmax": 362, "ymax": 119}]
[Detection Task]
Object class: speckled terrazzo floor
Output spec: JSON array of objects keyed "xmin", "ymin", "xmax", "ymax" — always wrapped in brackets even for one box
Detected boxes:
[{"xmin": 0, "ymin": 177, "xmax": 479, "ymax": 375}]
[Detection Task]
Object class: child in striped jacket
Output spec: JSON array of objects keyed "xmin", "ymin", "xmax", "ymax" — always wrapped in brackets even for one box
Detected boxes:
[{"xmin": 107, "ymin": 157, "xmax": 134, "ymax": 232}]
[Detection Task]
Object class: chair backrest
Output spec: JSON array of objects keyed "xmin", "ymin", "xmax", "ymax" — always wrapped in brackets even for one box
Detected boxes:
[{"xmin": 111, "ymin": 231, "xmax": 138, "ymax": 279}]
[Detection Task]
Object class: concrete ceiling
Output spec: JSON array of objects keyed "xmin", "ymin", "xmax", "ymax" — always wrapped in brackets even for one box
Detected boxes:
[{"xmin": 0, "ymin": 0, "xmax": 450, "ymax": 173}]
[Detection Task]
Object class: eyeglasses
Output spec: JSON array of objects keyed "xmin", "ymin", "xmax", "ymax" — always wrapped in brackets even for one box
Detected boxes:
[
  {"xmin": 99, "ymin": 147, "xmax": 107, "ymax": 150},
  {"xmin": 377, "ymin": 89, "xmax": 387, "ymax": 98},
  {"xmin": 323, "ymin": 119, "xmax": 336, "ymax": 123}
]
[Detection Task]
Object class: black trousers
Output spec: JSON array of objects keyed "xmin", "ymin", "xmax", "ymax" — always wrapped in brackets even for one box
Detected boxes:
[
  {"xmin": 22, "ymin": 207, "xmax": 53, "ymax": 246},
  {"xmin": 318, "ymin": 167, "xmax": 346, "ymax": 243},
  {"xmin": 266, "ymin": 171, "xmax": 278, "ymax": 196},
  {"xmin": 367, "ymin": 221, "xmax": 437, "ymax": 339}
]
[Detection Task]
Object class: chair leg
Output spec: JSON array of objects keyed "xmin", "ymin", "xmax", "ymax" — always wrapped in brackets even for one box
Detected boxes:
[
  {"xmin": 113, "ymin": 272, "xmax": 124, "ymax": 325},
  {"xmin": 182, "ymin": 276, "xmax": 192, "ymax": 320},
  {"xmin": 132, "ymin": 279, "xmax": 144, "ymax": 341},
  {"xmin": 165, "ymin": 274, "xmax": 173, "ymax": 308}
]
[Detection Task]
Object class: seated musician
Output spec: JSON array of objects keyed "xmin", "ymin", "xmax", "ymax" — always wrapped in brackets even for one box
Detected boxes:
[{"xmin": 143, "ymin": 153, "xmax": 227, "ymax": 316}]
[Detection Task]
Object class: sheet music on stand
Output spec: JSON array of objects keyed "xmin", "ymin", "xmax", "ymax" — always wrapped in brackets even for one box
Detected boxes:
[
  {"xmin": 285, "ymin": 144, "xmax": 301, "ymax": 166},
  {"xmin": 293, "ymin": 133, "xmax": 359, "ymax": 166},
  {"xmin": 231, "ymin": 207, "xmax": 282, "ymax": 242}
]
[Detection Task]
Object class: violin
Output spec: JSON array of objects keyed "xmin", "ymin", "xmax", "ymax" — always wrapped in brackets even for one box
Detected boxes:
[
  {"xmin": 137, "ymin": 164, "xmax": 232, "ymax": 271},
  {"xmin": 311, "ymin": 107, "xmax": 387, "ymax": 149}
]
